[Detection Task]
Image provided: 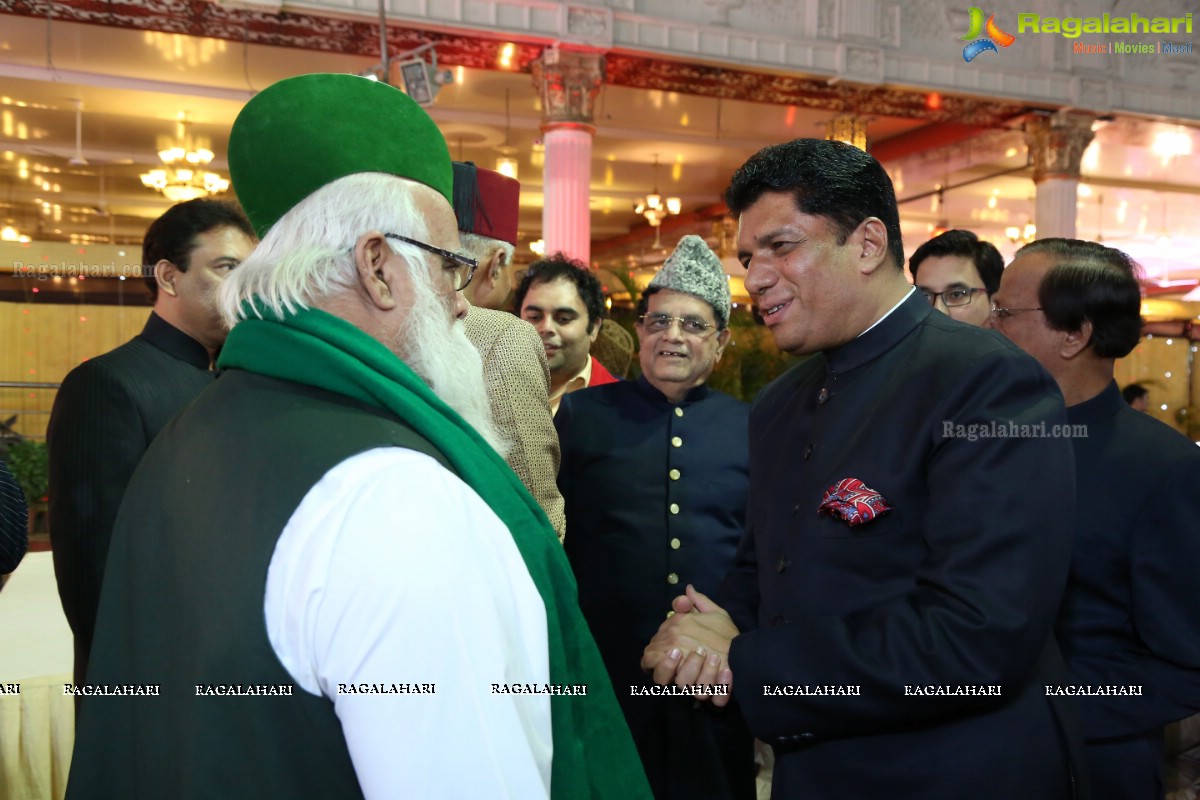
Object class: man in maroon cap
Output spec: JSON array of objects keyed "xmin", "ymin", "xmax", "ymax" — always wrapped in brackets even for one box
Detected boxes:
[
  {"xmin": 453, "ymin": 161, "xmax": 565, "ymax": 539},
  {"xmin": 455, "ymin": 161, "xmax": 522, "ymax": 312}
]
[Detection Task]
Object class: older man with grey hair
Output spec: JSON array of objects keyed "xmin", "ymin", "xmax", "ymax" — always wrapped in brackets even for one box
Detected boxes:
[
  {"xmin": 66, "ymin": 73, "xmax": 649, "ymax": 800},
  {"xmin": 991, "ymin": 237, "xmax": 1200, "ymax": 800},
  {"xmin": 556, "ymin": 235, "xmax": 756, "ymax": 800},
  {"xmin": 453, "ymin": 161, "xmax": 565, "ymax": 539}
]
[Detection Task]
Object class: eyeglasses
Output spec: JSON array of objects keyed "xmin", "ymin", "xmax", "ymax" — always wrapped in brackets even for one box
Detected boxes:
[
  {"xmin": 384, "ymin": 233, "xmax": 478, "ymax": 291},
  {"xmin": 920, "ymin": 287, "xmax": 986, "ymax": 308},
  {"xmin": 989, "ymin": 304, "xmax": 1043, "ymax": 321},
  {"xmin": 638, "ymin": 313, "xmax": 717, "ymax": 335}
]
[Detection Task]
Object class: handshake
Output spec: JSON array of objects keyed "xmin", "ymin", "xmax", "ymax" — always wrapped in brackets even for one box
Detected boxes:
[{"xmin": 640, "ymin": 584, "xmax": 740, "ymax": 708}]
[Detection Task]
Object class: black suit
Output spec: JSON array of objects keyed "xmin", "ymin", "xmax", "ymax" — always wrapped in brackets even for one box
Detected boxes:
[
  {"xmin": 1059, "ymin": 381, "xmax": 1200, "ymax": 799},
  {"xmin": 0, "ymin": 459, "xmax": 28, "ymax": 575},
  {"xmin": 48, "ymin": 312, "xmax": 214, "ymax": 684},
  {"xmin": 720, "ymin": 291, "xmax": 1081, "ymax": 798}
]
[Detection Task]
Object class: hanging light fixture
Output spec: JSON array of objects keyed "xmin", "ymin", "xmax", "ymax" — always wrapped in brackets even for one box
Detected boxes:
[
  {"xmin": 140, "ymin": 118, "xmax": 230, "ymax": 203},
  {"xmin": 929, "ymin": 185, "xmax": 950, "ymax": 239},
  {"xmin": 0, "ymin": 224, "xmax": 30, "ymax": 243},
  {"xmin": 1, "ymin": 179, "xmax": 31, "ymax": 242},
  {"xmin": 634, "ymin": 155, "xmax": 682, "ymax": 249},
  {"xmin": 1005, "ymin": 221, "xmax": 1037, "ymax": 244},
  {"xmin": 825, "ymin": 115, "xmax": 868, "ymax": 151},
  {"xmin": 634, "ymin": 154, "xmax": 681, "ymax": 227},
  {"xmin": 495, "ymin": 89, "xmax": 518, "ymax": 180}
]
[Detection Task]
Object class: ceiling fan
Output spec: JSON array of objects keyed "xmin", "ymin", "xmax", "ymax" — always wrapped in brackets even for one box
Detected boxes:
[{"xmin": 25, "ymin": 99, "xmax": 134, "ymax": 167}]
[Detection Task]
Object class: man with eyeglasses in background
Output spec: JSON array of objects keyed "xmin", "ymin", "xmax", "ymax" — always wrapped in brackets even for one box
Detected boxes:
[
  {"xmin": 516, "ymin": 254, "xmax": 619, "ymax": 414},
  {"xmin": 556, "ymin": 235, "xmax": 756, "ymax": 800},
  {"xmin": 909, "ymin": 229, "xmax": 1003, "ymax": 327},
  {"xmin": 66, "ymin": 74, "xmax": 650, "ymax": 800},
  {"xmin": 990, "ymin": 237, "xmax": 1200, "ymax": 800}
]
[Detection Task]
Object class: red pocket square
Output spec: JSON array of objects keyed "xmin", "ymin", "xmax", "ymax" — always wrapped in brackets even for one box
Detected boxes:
[{"xmin": 818, "ymin": 478, "xmax": 893, "ymax": 527}]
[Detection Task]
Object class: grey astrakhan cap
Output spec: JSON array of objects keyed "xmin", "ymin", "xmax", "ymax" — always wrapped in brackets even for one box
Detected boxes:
[{"xmin": 648, "ymin": 234, "xmax": 732, "ymax": 326}]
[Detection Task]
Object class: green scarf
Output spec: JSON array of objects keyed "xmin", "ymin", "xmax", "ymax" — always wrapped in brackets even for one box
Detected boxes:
[{"xmin": 218, "ymin": 305, "xmax": 650, "ymax": 799}]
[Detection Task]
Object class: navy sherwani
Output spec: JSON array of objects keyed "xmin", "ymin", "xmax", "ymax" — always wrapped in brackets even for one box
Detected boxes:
[
  {"xmin": 557, "ymin": 377, "xmax": 755, "ymax": 800},
  {"xmin": 1059, "ymin": 381, "xmax": 1200, "ymax": 799},
  {"xmin": 721, "ymin": 291, "xmax": 1082, "ymax": 799}
]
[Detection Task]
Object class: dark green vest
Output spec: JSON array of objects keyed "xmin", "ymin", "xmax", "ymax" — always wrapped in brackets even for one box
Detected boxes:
[{"xmin": 67, "ymin": 370, "xmax": 451, "ymax": 799}]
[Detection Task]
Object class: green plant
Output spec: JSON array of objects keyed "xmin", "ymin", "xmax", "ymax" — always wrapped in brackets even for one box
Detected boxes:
[
  {"xmin": 708, "ymin": 321, "xmax": 802, "ymax": 401},
  {"xmin": 4, "ymin": 439, "xmax": 49, "ymax": 505}
]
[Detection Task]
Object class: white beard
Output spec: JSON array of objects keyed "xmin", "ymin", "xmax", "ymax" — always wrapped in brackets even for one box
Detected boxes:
[{"xmin": 396, "ymin": 278, "xmax": 511, "ymax": 460}]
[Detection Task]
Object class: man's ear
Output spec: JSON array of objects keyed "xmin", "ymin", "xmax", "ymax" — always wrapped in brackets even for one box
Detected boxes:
[
  {"xmin": 855, "ymin": 217, "xmax": 890, "ymax": 276},
  {"xmin": 154, "ymin": 260, "xmax": 179, "ymax": 297},
  {"xmin": 472, "ymin": 248, "xmax": 504, "ymax": 302},
  {"xmin": 589, "ymin": 318, "xmax": 603, "ymax": 343},
  {"xmin": 353, "ymin": 232, "xmax": 397, "ymax": 311},
  {"xmin": 488, "ymin": 247, "xmax": 507, "ymax": 286},
  {"xmin": 714, "ymin": 327, "xmax": 732, "ymax": 361},
  {"xmin": 1060, "ymin": 319, "xmax": 1093, "ymax": 359}
]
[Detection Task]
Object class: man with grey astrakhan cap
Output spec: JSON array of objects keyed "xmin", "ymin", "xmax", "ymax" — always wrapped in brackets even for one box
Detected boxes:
[{"xmin": 555, "ymin": 234, "xmax": 756, "ymax": 799}]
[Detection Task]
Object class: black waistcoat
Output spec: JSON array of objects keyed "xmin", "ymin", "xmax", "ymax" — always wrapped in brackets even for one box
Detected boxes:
[{"xmin": 67, "ymin": 369, "xmax": 449, "ymax": 800}]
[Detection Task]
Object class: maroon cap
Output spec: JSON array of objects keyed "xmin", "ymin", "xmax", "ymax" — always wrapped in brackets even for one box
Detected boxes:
[{"xmin": 451, "ymin": 161, "xmax": 520, "ymax": 246}]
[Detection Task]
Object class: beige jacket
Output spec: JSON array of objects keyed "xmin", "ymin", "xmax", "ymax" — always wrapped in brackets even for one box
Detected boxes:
[{"xmin": 462, "ymin": 305, "xmax": 566, "ymax": 540}]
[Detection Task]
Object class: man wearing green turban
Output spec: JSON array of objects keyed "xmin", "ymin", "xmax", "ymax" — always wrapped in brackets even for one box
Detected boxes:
[{"xmin": 66, "ymin": 73, "xmax": 650, "ymax": 800}]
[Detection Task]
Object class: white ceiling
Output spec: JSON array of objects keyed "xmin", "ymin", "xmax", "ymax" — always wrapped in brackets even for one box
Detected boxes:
[{"xmin": 1, "ymin": 13, "xmax": 1198, "ymax": 294}]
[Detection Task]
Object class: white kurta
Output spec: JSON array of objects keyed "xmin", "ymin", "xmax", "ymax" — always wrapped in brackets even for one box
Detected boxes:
[{"xmin": 263, "ymin": 447, "xmax": 552, "ymax": 799}]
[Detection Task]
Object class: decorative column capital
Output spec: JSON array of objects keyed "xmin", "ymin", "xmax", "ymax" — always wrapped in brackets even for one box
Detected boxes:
[
  {"xmin": 532, "ymin": 47, "xmax": 605, "ymax": 130},
  {"xmin": 1023, "ymin": 113, "xmax": 1096, "ymax": 183}
]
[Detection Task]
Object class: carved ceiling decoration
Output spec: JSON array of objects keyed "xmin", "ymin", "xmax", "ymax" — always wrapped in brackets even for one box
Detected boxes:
[
  {"xmin": 1, "ymin": 0, "xmax": 545, "ymax": 69},
  {"xmin": 604, "ymin": 55, "xmax": 1027, "ymax": 126},
  {"xmin": 3, "ymin": 0, "xmax": 1026, "ymax": 127}
]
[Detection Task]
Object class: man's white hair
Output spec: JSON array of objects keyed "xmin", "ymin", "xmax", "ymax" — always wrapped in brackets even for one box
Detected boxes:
[
  {"xmin": 459, "ymin": 232, "xmax": 515, "ymax": 269},
  {"xmin": 219, "ymin": 172, "xmax": 430, "ymax": 325},
  {"xmin": 217, "ymin": 171, "xmax": 509, "ymax": 456}
]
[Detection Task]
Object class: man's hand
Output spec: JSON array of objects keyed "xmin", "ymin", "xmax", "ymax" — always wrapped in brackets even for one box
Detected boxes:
[{"xmin": 641, "ymin": 585, "xmax": 738, "ymax": 707}]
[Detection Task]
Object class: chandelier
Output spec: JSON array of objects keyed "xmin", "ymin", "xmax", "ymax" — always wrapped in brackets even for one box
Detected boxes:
[
  {"xmin": 825, "ymin": 115, "xmax": 868, "ymax": 152},
  {"xmin": 0, "ymin": 224, "xmax": 31, "ymax": 243},
  {"xmin": 1, "ymin": 182, "xmax": 32, "ymax": 243},
  {"xmin": 495, "ymin": 88, "xmax": 519, "ymax": 180},
  {"xmin": 634, "ymin": 154, "xmax": 681, "ymax": 228},
  {"xmin": 140, "ymin": 120, "xmax": 230, "ymax": 203},
  {"xmin": 1005, "ymin": 221, "xmax": 1037, "ymax": 244}
]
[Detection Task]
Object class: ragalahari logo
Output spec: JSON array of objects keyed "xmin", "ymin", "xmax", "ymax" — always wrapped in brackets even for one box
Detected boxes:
[{"xmin": 961, "ymin": 7, "xmax": 1016, "ymax": 62}]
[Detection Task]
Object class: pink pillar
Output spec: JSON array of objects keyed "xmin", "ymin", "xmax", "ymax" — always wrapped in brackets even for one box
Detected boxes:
[
  {"xmin": 542, "ymin": 123, "xmax": 594, "ymax": 263},
  {"xmin": 532, "ymin": 47, "xmax": 605, "ymax": 265},
  {"xmin": 1033, "ymin": 179, "xmax": 1080, "ymax": 240}
]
